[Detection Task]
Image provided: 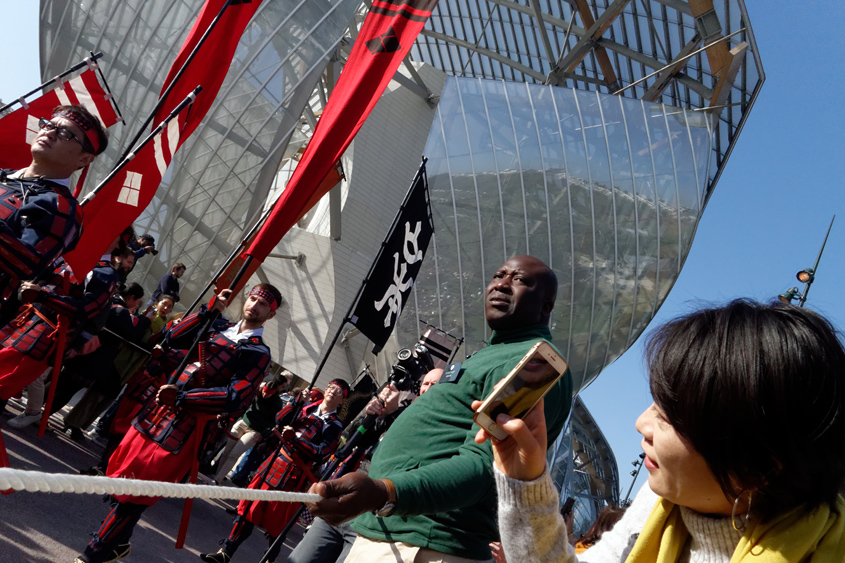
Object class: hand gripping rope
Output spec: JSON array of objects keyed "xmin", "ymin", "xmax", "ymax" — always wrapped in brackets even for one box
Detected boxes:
[{"xmin": 0, "ymin": 468, "xmax": 320, "ymax": 503}]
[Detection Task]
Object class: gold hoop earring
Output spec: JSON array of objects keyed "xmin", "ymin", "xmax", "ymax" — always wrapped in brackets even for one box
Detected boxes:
[{"xmin": 731, "ymin": 490, "xmax": 753, "ymax": 532}]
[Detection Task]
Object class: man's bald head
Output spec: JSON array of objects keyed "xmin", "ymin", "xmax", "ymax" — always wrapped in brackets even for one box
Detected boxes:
[
  {"xmin": 419, "ymin": 368, "xmax": 443, "ymax": 395},
  {"xmin": 484, "ymin": 255, "xmax": 557, "ymax": 331}
]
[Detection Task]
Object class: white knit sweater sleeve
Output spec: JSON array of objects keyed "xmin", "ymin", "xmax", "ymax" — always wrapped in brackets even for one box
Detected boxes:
[
  {"xmin": 495, "ymin": 466, "xmax": 659, "ymax": 563},
  {"xmin": 495, "ymin": 465, "xmax": 577, "ymax": 563}
]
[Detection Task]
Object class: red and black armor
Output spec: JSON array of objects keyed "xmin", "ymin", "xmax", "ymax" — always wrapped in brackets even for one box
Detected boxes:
[
  {"xmin": 228, "ymin": 400, "xmax": 343, "ymax": 541},
  {"xmin": 259, "ymin": 401, "xmax": 343, "ymax": 489},
  {"xmin": 0, "ymin": 170, "xmax": 83, "ymax": 300},
  {"xmin": 85, "ymin": 307, "xmax": 272, "ymax": 563},
  {"xmin": 131, "ymin": 311, "xmax": 271, "ymax": 455},
  {"xmin": 0, "ymin": 259, "xmax": 119, "ymax": 361}
]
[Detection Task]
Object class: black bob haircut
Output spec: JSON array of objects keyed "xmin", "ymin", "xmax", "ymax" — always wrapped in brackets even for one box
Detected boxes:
[
  {"xmin": 646, "ymin": 299, "xmax": 845, "ymax": 521},
  {"xmin": 120, "ymin": 282, "xmax": 144, "ymax": 300}
]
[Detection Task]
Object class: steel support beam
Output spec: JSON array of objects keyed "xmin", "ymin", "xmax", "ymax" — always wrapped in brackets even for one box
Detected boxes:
[
  {"xmin": 551, "ymin": 0, "xmax": 630, "ymax": 90},
  {"xmin": 643, "ymin": 33, "xmax": 701, "ymax": 101},
  {"xmin": 401, "ymin": 57, "xmax": 437, "ymax": 106},
  {"xmin": 688, "ymin": 0, "xmax": 731, "ymax": 76},
  {"xmin": 421, "ymin": 29, "xmax": 548, "ymax": 82},
  {"xmin": 527, "ymin": 0, "xmax": 559, "ymax": 67}
]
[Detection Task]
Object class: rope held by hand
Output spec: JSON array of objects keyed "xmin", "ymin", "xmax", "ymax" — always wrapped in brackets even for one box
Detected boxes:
[{"xmin": 0, "ymin": 468, "xmax": 321, "ymax": 503}]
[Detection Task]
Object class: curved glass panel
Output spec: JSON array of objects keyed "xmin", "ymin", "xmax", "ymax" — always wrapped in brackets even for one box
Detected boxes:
[
  {"xmin": 548, "ymin": 397, "xmax": 620, "ymax": 537},
  {"xmin": 398, "ymin": 77, "xmax": 713, "ymax": 391}
]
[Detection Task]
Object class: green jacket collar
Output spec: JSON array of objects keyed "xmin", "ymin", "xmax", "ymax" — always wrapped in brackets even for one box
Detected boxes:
[{"xmin": 488, "ymin": 323, "xmax": 552, "ymax": 346}]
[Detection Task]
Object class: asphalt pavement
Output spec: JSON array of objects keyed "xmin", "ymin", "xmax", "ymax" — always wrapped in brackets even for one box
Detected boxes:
[{"xmin": 0, "ymin": 399, "xmax": 306, "ymax": 563}]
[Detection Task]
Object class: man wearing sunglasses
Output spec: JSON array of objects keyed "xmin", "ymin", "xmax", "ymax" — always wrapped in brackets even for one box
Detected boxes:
[{"xmin": 0, "ymin": 104, "xmax": 108, "ymax": 308}]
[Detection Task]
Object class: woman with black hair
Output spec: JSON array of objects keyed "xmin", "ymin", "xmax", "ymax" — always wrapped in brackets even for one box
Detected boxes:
[{"xmin": 476, "ymin": 299, "xmax": 845, "ymax": 563}]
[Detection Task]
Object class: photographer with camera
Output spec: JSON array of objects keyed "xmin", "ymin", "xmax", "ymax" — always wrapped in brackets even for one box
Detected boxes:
[{"xmin": 307, "ymin": 255, "xmax": 573, "ymax": 563}]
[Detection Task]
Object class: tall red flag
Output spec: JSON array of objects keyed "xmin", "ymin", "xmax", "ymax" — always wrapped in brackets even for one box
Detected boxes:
[
  {"xmin": 153, "ymin": 0, "xmax": 261, "ymax": 140},
  {"xmin": 63, "ymin": 0, "xmax": 263, "ymax": 277},
  {"xmin": 0, "ymin": 67, "xmax": 120, "ymax": 170},
  {"xmin": 240, "ymin": 0, "xmax": 439, "ymax": 281}
]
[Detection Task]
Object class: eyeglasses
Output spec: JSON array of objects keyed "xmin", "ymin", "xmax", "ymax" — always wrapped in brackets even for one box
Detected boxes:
[{"xmin": 38, "ymin": 117, "xmax": 88, "ymax": 150}]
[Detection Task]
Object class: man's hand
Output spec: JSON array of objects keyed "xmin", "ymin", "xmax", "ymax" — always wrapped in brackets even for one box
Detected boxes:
[
  {"xmin": 271, "ymin": 426, "xmax": 295, "ymax": 442},
  {"xmin": 365, "ymin": 383, "xmax": 401, "ymax": 418},
  {"xmin": 281, "ymin": 426, "xmax": 295, "ymax": 442},
  {"xmin": 472, "ymin": 398, "xmax": 548, "ymax": 482},
  {"xmin": 18, "ymin": 281, "xmax": 42, "ymax": 303},
  {"xmin": 151, "ymin": 344, "xmax": 165, "ymax": 360},
  {"xmin": 156, "ymin": 384, "xmax": 179, "ymax": 407},
  {"xmin": 306, "ymin": 473, "xmax": 390, "ymax": 526},
  {"xmin": 365, "ymin": 396, "xmax": 386, "ymax": 418},
  {"xmin": 209, "ymin": 288, "xmax": 233, "ymax": 314}
]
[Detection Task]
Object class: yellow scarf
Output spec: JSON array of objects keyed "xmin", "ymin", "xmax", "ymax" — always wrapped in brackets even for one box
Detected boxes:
[{"xmin": 624, "ymin": 496, "xmax": 845, "ymax": 563}]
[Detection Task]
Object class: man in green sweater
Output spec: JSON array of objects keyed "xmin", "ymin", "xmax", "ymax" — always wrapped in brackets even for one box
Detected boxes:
[{"xmin": 307, "ymin": 255, "xmax": 572, "ymax": 562}]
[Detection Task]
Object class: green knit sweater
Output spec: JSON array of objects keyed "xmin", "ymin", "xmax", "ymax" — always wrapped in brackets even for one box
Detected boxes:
[{"xmin": 353, "ymin": 324, "xmax": 572, "ymax": 560}]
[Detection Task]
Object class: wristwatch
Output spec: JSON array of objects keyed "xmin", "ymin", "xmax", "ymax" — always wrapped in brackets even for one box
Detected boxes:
[{"xmin": 373, "ymin": 478, "xmax": 397, "ymax": 518}]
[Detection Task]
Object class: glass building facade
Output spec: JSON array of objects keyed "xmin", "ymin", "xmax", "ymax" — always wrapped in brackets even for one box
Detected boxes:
[
  {"xmin": 397, "ymin": 77, "xmax": 712, "ymax": 390},
  {"xmin": 41, "ymin": 0, "xmax": 362, "ymax": 281}
]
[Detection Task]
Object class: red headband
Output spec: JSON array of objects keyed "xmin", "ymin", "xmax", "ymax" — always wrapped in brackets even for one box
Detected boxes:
[
  {"xmin": 52, "ymin": 109, "xmax": 101, "ymax": 153},
  {"xmin": 328, "ymin": 380, "xmax": 349, "ymax": 398},
  {"xmin": 249, "ymin": 287, "xmax": 278, "ymax": 311}
]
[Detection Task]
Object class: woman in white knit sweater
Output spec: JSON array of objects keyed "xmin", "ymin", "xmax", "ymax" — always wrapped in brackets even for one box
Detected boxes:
[{"xmin": 474, "ymin": 300, "xmax": 845, "ymax": 563}]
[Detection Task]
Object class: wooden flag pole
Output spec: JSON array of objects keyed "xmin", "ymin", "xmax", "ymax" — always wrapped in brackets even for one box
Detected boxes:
[{"xmin": 38, "ymin": 270, "xmax": 72, "ymax": 438}]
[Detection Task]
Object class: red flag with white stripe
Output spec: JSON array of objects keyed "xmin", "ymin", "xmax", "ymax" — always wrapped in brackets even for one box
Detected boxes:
[
  {"xmin": 0, "ymin": 67, "xmax": 120, "ymax": 170},
  {"xmin": 62, "ymin": 0, "xmax": 262, "ymax": 277},
  {"xmin": 62, "ymin": 111, "xmax": 186, "ymax": 276}
]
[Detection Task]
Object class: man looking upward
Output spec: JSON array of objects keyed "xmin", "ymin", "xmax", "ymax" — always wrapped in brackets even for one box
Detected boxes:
[
  {"xmin": 308, "ymin": 255, "xmax": 572, "ymax": 563},
  {"xmin": 0, "ymin": 105, "xmax": 108, "ymax": 307}
]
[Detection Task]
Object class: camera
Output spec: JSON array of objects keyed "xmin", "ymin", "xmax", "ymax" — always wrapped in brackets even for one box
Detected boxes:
[{"xmin": 389, "ymin": 343, "xmax": 434, "ymax": 392}]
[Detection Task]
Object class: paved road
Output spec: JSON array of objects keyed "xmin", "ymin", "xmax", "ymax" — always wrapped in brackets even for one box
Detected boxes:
[{"xmin": 0, "ymin": 401, "xmax": 307, "ymax": 563}]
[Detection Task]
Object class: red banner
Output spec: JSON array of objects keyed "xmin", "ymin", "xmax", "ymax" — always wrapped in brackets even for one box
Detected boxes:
[
  {"xmin": 241, "ymin": 0, "xmax": 439, "ymax": 286},
  {"xmin": 215, "ymin": 164, "xmax": 344, "ymax": 292},
  {"xmin": 154, "ymin": 0, "xmax": 262, "ymax": 140},
  {"xmin": 63, "ymin": 115, "xmax": 187, "ymax": 275},
  {"xmin": 0, "ymin": 68, "xmax": 120, "ymax": 170},
  {"xmin": 63, "ymin": 0, "xmax": 263, "ymax": 277}
]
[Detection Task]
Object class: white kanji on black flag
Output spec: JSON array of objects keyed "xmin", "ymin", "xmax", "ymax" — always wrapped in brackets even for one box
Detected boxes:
[{"xmin": 350, "ymin": 162, "xmax": 433, "ymax": 353}]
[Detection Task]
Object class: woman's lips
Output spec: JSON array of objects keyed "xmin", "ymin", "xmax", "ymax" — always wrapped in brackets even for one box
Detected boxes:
[{"xmin": 643, "ymin": 455, "xmax": 658, "ymax": 470}]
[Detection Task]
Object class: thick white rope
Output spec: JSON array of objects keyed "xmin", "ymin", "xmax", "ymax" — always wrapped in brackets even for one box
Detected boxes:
[{"xmin": 0, "ymin": 468, "xmax": 321, "ymax": 503}]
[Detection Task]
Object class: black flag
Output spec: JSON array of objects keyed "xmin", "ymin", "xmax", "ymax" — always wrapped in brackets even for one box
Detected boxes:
[{"xmin": 349, "ymin": 162, "xmax": 434, "ymax": 353}]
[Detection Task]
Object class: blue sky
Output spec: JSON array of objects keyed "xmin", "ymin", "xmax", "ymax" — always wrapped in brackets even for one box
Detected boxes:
[{"xmin": 3, "ymin": 2, "xmax": 844, "ymax": 498}]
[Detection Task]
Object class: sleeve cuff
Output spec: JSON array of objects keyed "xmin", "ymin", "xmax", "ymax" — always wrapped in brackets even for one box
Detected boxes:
[
  {"xmin": 387, "ymin": 472, "xmax": 417, "ymax": 513},
  {"xmin": 493, "ymin": 464, "xmax": 558, "ymax": 510}
]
